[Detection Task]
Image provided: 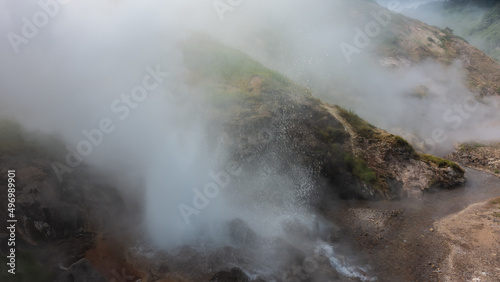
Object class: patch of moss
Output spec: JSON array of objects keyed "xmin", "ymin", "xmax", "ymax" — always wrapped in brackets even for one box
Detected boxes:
[
  {"xmin": 181, "ymin": 34, "xmax": 310, "ymax": 103},
  {"xmin": 394, "ymin": 135, "xmax": 416, "ymax": 154},
  {"xmin": 416, "ymin": 153, "xmax": 465, "ymax": 174},
  {"xmin": 458, "ymin": 142, "xmax": 486, "ymax": 151},
  {"xmin": 377, "ymin": 35, "xmax": 409, "ymax": 58},
  {"xmin": 343, "ymin": 153, "xmax": 377, "ymax": 184},
  {"xmin": 316, "ymin": 126, "xmax": 346, "ymax": 145},
  {"xmin": 336, "ymin": 107, "xmax": 377, "ymax": 139}
]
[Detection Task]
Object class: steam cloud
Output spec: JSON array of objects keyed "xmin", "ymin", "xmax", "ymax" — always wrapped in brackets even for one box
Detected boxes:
[{"xmin": 1, "ymin": 0, "xmax": 500, "ymax": 279}]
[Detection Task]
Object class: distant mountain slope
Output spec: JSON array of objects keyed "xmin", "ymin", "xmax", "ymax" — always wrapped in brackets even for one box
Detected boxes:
[
  {"xmin": 314, "ymin": 0, "xmax": 500, "ymax": 96},
  {"xmin": 375, "ymin": 12, "xmax": 500, "ymax": 96},
  {"xmin": 0, "ymin": 32, "xmax": 468, "ymax": 282},
  {"xmin": 403, "ymin": 0, "xmax": 500, "ymax": 63}
]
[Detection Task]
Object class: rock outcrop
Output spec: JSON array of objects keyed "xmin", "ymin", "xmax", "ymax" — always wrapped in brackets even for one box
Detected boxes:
[
  {"xmin": 183, "ymin": 35, "xmax": 466, "ymax": 200},
  {"xmin": 447, "ymin": 142, "xmax": 500, "ymax": 176}
]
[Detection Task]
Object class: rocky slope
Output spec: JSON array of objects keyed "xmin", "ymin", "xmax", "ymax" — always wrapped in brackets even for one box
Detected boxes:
[
  {"xmin": 447, "ymin": 142, "xmax": 500, "ymax": 176},
  {"xmin": 3, "ymin": 1, "xmax": 500, "ymax": 281},
  {"xmin": 404, "ymin": 0, "xmax": 500, "ymax": 62},
  {"xmin": 0, "ymin": 122, "xmax": 135, "ymax": 281},
  {"xmin": 0, "ymin": 34, "xmax": 467, "ymax": 281},
  {"xmin": 366, "ymin": 1, "xmax": 500, "ymax": 96},
  {"xmin": 184, "ymin": 35, "xmax": 465, "ymax": 200}
]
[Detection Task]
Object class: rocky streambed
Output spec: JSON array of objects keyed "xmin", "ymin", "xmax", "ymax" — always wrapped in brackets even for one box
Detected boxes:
[{"xmin": 326, "ymin": 167, "xmax": 500, "ymax": 282}]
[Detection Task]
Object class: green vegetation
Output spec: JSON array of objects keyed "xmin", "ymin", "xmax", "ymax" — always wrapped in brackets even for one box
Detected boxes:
[
  {"xmin": 458, "ymin": 142, "xmax": 486, "ymax": 151},
  {"xmin": 444, "ymin": 0, "xmax": 498, "ymax": 8},
  {"xmin": 495, "ymin": 170, "xmax": 500, "ymax": 174},
  {"xmin": 0, "ymin": 119, "xmax": 66, "ymax": 161},
  {"xmin": 182, "ymin": 34, "xmax": 310, "ymax": 107},
  {"xmin": 416, "ymin": 153, "xmax": 465, "ymax": 174},
  {"xmin": 316, "ymin": 126, "xmax": 346, "ymax": 145},
  {"xmin": 0, "ymin": 119, "xmax": 24, "ymax": 156},
  {"xmin": 378, "ymin": 35, "xmax": 410, "ymax": 59},
  {"xmin": 423, "ymin": 1, "xmax": 500, "ymax": 61},
  {"xmin": 336, "ymin": 107, "xmax": 377, "ymax": 139},
  {"xmin": 492, "ymin": 198, "xmax": 500, "ymax": 213},
  {"xmin": 393, "ymin": 135, "xmax": 415, "ymax": 153},
  {"xmin": 465, "ymin": 4, "xmax": 500, "ymax": 60},
  {"xmin": 343, "ymin": 153, "xmax": 377, "ymax": 183}
]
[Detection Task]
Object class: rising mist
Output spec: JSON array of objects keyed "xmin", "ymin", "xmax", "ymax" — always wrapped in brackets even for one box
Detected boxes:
[{"xmin": 1, "ymin": 0, "xmax": 500, "ymax": 280}]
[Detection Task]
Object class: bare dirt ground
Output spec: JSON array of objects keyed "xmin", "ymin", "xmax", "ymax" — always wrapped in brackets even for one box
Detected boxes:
[
  {"xmin": 325, "ymin": 168, "xmax": 500, "ymax": 281},
  {"xmin": 435, "ymin": 197, "xmax": 500, "ymax": 282}
]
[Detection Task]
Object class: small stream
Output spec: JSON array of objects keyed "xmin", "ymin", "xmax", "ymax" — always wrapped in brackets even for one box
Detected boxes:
[
  {"xmin": 340, "ymin": 167, "xmax": 500, "ymax": 223},
  {"xmin": 324, "ymin": 167, "xmax": 500, "ymax": 281}
]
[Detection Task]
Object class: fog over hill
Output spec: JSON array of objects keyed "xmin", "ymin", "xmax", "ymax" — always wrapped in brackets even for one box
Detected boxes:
[
  {"xmin": 1, "ymin": 0, "xmax": 500, "ymax": 281},
  {"xmin": 395, "ymin": 0, "xmax": 500, "ymax": 61}
]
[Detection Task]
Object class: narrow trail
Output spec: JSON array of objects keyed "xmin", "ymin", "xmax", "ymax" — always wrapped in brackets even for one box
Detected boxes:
[{"xmin": 322, "ymin": 104, "xmax": 360, "ymax": 157}]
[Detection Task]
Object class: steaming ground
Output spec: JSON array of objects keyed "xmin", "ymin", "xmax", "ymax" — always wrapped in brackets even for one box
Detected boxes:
[
  {"xmin": 141, "ymin": 107, "xmax": 378, "ymax": 279},
  {"xmin": 1, "ymin": 0, "xmax": 500, "ymax": 280}
]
